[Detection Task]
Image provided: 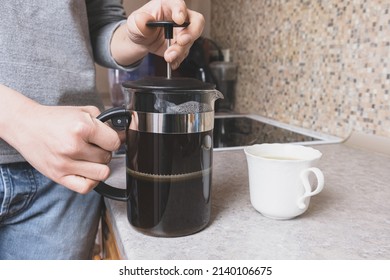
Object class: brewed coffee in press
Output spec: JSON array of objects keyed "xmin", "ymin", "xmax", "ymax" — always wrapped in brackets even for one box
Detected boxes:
[
  {"xmin": 126, "ymin": 130, "xmax": 213, "ymax": 235},
  {"xmin": 95, "ymin": 21, "xmax": 223, "ymax": 237}
]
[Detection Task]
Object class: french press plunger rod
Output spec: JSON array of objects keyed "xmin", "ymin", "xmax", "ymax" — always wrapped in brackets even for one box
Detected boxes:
[{"xmin": 146, "ymin": 21, "xmax": 190, "ymax": 79}]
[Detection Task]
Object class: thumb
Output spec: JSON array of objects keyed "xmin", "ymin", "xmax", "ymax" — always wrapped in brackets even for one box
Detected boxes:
[{"xmin": 128, "ymin": 12, "xmax": 158, "ymax": 44}]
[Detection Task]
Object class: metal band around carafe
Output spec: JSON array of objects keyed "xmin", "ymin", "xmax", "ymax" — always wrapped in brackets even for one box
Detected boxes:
[{"xmin": 132, "ymin": 111, "xmax": 214, "ymax": 133}]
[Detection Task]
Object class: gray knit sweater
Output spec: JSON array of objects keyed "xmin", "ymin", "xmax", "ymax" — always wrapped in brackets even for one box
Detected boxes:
[{"xmin": 0, "ymin": 0, "xmax": 130, "ymax": 164}]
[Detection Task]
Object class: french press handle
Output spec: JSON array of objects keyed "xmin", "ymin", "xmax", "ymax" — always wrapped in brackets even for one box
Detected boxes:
[{"xmin": 94, "ymin": 106, "xmax": 131, "ymax": 201}]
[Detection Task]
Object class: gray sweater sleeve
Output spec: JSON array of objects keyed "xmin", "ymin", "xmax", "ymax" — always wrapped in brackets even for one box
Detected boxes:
[{"xmin": 86, "ymin": 0, "xmax": 141, "ymax": 69}]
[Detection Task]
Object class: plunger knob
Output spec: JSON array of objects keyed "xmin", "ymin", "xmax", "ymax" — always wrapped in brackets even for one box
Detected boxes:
[{"xmin": 146, "ymin": 21, "xmax": 190, "ymax": 78}]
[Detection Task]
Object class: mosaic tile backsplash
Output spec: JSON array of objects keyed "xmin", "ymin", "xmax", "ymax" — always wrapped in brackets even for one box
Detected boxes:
[{"xmin": 210, "ymin": 0, "xmax": 390, "ymax": 139}]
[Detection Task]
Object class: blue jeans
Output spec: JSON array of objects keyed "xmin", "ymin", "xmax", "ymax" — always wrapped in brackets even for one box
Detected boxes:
[{"xmin": 0, "ymin": 162, "xmax": 102, "ymax": 259}]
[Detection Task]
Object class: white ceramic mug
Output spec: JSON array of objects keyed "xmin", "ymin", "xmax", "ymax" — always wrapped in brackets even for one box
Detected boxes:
[{"xmin": 244, "ymin": 144, "xmax": 324, "ymax": 220}]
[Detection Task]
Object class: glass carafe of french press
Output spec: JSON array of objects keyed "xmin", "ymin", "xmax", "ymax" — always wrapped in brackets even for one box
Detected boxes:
[{"xmin": 96, "ymin": 22, "xmax": 223, "ymax": 237}]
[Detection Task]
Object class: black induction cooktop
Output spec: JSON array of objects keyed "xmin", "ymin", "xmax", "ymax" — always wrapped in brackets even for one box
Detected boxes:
[{"xmin": 213, "ymin": 115, "xmax": 324, "ymax": 149}]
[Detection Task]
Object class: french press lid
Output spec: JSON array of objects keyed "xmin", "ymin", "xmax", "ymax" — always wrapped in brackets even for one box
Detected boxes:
[{"xmin": 122, "ymin": 76, "xmax": 216, "ymax": 91}]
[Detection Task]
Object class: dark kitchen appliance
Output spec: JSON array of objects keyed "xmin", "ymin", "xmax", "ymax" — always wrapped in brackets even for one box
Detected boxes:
[{"xmin": 209, "ymin": 61, "xmax": 237, "ymax": 112}]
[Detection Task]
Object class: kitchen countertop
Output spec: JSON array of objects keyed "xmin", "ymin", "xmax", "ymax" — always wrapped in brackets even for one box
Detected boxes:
[{"xmin": 103, "ymin": 137, "xmax": 390, "ymax": 259}]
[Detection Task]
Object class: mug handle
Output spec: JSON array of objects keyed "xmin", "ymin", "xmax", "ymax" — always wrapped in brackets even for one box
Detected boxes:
[
  {"xmin": 94, "ymin": 106, "xmax": 131, "ymax": 201},
  {"xmin": 297, "ymin": 167, "xmax": 324, "ymax": 209}
]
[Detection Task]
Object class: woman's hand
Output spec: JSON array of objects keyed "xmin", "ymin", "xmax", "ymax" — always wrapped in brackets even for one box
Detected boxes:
[
  {"xmin": 23, "ymin": 105, "xmax": 120, "ymax": 194},
  {"xmin": 0, "ymin": 86, "xmax": 120, "ymax": 194},
  {"xmin": 111, "ymin": 0, "xmax": 205, "ymax": 69}
]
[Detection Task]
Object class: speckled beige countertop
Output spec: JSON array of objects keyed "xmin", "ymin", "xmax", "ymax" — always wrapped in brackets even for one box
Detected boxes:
[{"xmin": 103, "ymin": 138, "xmax": 390, "ymax": 259}]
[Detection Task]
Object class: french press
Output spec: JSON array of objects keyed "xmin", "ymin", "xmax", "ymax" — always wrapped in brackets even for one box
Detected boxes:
[{"xmin": 96, "ymin": 22, "xmax": 223, "ymax": 237}]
